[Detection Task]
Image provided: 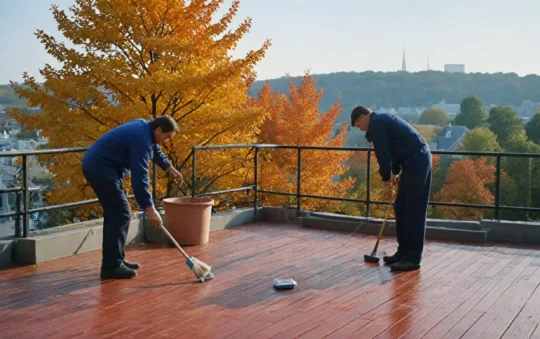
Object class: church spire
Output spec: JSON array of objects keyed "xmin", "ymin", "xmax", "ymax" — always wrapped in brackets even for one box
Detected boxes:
[{"xmin": 402, "ymin": 48, "xmax": 407, "ymax": 72}]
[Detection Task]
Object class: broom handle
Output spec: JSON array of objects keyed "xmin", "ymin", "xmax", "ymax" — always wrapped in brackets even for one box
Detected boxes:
[
  {"xmin": 373, "ymin": 182, "xmax": 398, "ymax": 252},
  {"xmin": 373, "ymin": 198, "xmax": 392, "ymax": 252},
  {"xmin": 160, "ymin": 225, "xmax": 191, "ymax": 260}
]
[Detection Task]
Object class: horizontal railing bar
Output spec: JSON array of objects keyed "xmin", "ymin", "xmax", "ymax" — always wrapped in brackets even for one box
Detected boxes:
[
  {"xmin": 196, "ymin": 186, "xmax": 254, "ymax": 197},
  {"xmin": 0, "ymin": 211, "xmax": 23, "ymax": 218},
  {"xmin": 0, "ymin": 147, "xmax": 88, "ymax": 157},
  {"xmin": 28, "ymin": 194, "xmax": 136, "ymax": 213},
  {"xmin": 296, "ymin": 193, "xmax": 369, "ymax": 204},
  {"xmin": 193, "ymin": 144, "xmax": 540, "ymax": 158},
  {"xmin": 499, "ymin": 205, "xmax": 540, "ymax": 212},
  {"xmin": 258, "ymin": 189, "xmax": 297, "ymax": 197},
  {"xmin": 0, "ymin": 187, "xmax": 24, "ymax": 194}
]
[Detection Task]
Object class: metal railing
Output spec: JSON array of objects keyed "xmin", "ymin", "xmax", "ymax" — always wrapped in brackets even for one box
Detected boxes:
[
  {"xmin": 0, "ymin": 148, "xmax": 134, "ymax": 237},
  {"xmin": 192, "ymin": 144, "xmax": 540, "ymax": 222},
  {"xmin": 1, "ymin": 144, "xmax": 539, "ymax": 237}
]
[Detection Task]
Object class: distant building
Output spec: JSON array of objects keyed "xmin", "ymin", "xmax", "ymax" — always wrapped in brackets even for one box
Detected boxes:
[
  {"xmin": 430, "ymin": 125, "xmax": 469, "ymax": 151},
  {"xmin": 431, "ymin": 100, "xmax": 460, "ymax": 116},
  {"xmin": 444, "ymin": 64, "xmax": 465, "ymax": 73},
  {"xmin": 401, "ymin": 49, "xmax": 407, "ymax": 72}
]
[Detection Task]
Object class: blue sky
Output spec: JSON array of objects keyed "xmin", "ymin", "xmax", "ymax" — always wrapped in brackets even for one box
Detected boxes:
[{"xmin": 1, "ymin": 0, "xmax": 539, "ymax": 84}]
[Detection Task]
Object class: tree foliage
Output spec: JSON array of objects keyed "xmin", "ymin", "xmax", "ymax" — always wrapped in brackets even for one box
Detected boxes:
[
  {"xmin": 487, "ymin": 106, "xmax": 523, "ymax": 147},
  {"xmin": 417, "ymin": 108, "xmax": 449, "ymax": 127},
  {"xmin": 458, "ymin": 127, "xmax": 502, "ymax": 155},
  {"xmin": 253, "ymin": 73, "xmax": 354, "ymax": 211},
  {"xmin": 412, "ymin": 124, "xmax": 442, "ymax": 143},
  {"xmin": 454, "ymin": 96, "xmax": 487, "ymax": 130},
  {"xmin": 526, "ymin": 112, "xmax": 540, "ymax": 145},
  {"xmin": 250, "ymin": 71, "xmax": 540, "ymax": 117},
  {"xmin": 434, "ymin": 157, "xmax": 495, "ymax": 220},
  {"xmin": 501, "ymin": 132, "xmax": 540, "ymax": 221},
  {"xmin": 7, "ymin": 0, "xmax": 270, "ymax": 218}
]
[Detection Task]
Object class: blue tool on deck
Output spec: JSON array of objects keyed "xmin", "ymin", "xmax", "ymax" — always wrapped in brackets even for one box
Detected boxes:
[{"xmin": 273, "ymin": 278, "xmax": 297, "ymax": 290}]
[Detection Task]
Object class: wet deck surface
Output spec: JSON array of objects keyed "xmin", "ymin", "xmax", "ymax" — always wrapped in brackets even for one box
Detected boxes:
[{"xmin": 1, "ymin": 222, "xmax": 540, "ymax": 338}]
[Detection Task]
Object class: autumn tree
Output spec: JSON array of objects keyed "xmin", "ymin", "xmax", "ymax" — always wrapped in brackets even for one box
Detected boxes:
[
  {"xmin": 253, "ymin": 73, "xmax": 354, "ymax": 212},
  {"xmin": 8, "ymin": 0, "xmax": 270, "ymax": 218},
  {"xmin": 434, "ymin": 157, "xmax": 495, "ymax": 220},
  {"xmin": 454, "ymin": 96, "xmax": 487, "ymax": 130},
  {"xmin": 418, "ymin": 108, "xmax": 449, "ymax": 127}
]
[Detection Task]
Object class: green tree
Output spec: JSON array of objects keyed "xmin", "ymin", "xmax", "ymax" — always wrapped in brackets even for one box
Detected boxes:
[
  {"xmin": 459, "ymin": 127, "xmax": 502, "ymax": 156},
  {"xmin": 418, "ymin": 108, "xmax": 450, "ymax": 127},
  {"xmin": 526, "ymin": 112, "xmax": 540, "ymax": 145},
  {"xmin": 454, "ymin": 96, "xmax": 487, "ymax": 130},
  {"xmin": 487, "ymin": 106, "xmax": 523, "ymax": 147},
  {"xmin": 501, "ymin": 132, "xmax": 540, "ymax": 221}
]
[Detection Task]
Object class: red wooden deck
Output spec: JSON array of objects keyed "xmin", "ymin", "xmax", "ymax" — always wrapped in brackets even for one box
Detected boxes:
[{"xmin": 1, "ymin": 222, "xmax": 540, "ymax": 338}]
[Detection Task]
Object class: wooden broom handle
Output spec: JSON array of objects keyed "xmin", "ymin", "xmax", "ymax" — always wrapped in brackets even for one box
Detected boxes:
[{"xmin": 160, "ymin": 225, "xmax": 190, "ymax": 260}]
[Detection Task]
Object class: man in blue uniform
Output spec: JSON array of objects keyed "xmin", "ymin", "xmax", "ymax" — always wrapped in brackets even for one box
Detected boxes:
[
  {"xmin": 351, "ymin": 106, "xmax": 432, "ymax": 271},
  {"xmin": 82, "ymin": 116, "xmax": 183, "ymax": 279}
]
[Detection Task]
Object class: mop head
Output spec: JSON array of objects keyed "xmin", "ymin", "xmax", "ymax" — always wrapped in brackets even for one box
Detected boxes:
[{"xmin": 186, "ymin": 257, "xmax": 214, "ymax": 283}]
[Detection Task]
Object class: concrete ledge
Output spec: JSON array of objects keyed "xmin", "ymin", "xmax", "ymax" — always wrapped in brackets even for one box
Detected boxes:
[
  {"xmin": 14, "ymin": 216, "xmax": 145, "ymax": 265},
  {"xmin": 262, "ymin": 207, "xmax": 306, "ymax": 224},
  {"xmin": 300, "ymin": 215, "xmax": 487, "ymax": 243},
  {"xmin": 0, "ymin": 240, "xmax": 15, "ymax": 269},
  {"xmin": 145, "ymin": 207, "xmax": 258, "ymax": 243},
  {"xmin": 482, "ymin": 219, "xmax": 540, "ymax": 244}
]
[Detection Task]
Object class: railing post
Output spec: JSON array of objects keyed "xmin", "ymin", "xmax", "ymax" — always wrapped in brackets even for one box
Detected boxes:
[
  {"xmin": 191, "ymin": 147, "xmax": 197, "ymax": 198},
  {"xmin": 495, "ymin": 155, "xmax": 501, "ymax": 220},
  {"xmin": 22, "ymin": 155, "xmax": 29, "ymax": 238},
  {"xmin": 366, "ymin": 150, "xmax": 371, "ymax": 218},
  {"xmin": 254, "ymin": 147, "xmax": 259, "ymax": 221},
  {"xmin": 297, "ymin": 147, "xmax": 302, "ymax": 214},
  {"xmin": 15, "ymin": 192, "xmax": 21, "ymax": 237}
]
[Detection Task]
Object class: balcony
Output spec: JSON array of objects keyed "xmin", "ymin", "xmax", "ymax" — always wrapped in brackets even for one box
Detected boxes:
[{"xmin": 1, "ymin": 145, "xmax": 540, "ymax": 338}]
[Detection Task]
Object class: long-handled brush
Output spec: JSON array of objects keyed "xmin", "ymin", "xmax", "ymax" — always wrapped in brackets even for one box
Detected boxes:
[
  {"xmin": 364, "ymin": 181, "xmax": 398, "ymax": 263},
  {"xmin": 160, "ymin": 225, "xmax": 215, "ymax": 282}
]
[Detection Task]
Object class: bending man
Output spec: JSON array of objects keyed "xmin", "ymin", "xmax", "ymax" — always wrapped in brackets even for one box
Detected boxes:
[{"xmin": 351, "ymin": 106, "xmax": 432, "ymax": 271}]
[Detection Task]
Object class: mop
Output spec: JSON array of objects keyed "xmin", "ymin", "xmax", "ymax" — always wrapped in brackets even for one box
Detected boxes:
[{"xmin": 161, "ymin": 226, "xmax": 215, "ymax": 282}]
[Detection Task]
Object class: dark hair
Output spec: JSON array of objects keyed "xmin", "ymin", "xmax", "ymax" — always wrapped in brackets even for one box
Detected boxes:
[
  {"xmin": 151, "ymin": 115, "xmax": 179, "ymax": 133},
  {"xmin": 350, "ymin": 105, "xmax": 372, "ymax": 126}
]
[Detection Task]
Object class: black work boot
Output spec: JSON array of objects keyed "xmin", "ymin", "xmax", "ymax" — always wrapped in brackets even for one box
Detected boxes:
[
  {"xmin": 123, "ymin": 260, "xmax": 141, "ymax": 270},
  {"xmin": 101, "ymin": 263, "xmax": 137, "ymax": 280},
  {"xmin": 390, "ymin": 260, "xmax": 420, "ymax": 272},
  {"xmin": 383, "ymin": 251, "xmax": 404, "ymax": 265}
]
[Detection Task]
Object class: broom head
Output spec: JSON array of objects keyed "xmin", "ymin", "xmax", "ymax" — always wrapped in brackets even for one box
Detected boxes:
[{"xmin": 186, "ymin": 256, "xmax": 214, "ymax": 282}]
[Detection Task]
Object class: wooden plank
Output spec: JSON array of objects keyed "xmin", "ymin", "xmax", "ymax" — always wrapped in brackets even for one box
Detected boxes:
[{"xmin": 1, "ymin": 223, "xmax": 540, "ymax": 339}]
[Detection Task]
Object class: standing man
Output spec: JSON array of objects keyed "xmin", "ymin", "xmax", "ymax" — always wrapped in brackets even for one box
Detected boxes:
[
  {"xmin": 82, "ymin": 116, "xmax": 183, "ymax": 279},
  {"xmin": 350, "ymin": 106, "xmax": 432, "ymax": 271}
]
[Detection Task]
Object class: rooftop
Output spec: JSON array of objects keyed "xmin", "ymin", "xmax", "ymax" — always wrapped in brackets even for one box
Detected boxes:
[{"xmin": 2, "ymin": 222, "xmax": 540, "ymax": 338}]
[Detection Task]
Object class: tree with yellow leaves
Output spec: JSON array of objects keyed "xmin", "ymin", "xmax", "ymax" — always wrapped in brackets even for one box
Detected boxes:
[
  {"xmin": 8, "ymin": 0, "xmax": 270, "ymax": 218},
  {"xmin": 252, "ymin": 73, "xmax": 354, "ymax": 212}
]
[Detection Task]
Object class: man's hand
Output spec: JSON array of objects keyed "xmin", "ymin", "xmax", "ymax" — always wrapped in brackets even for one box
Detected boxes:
[
  {"xmin": 167, "ymin": 166, "xmax": 183, "ymax": 185},
  {"xmin": 382, "ymin": 181, "xmax": 393, "ymax": 201},
  {"xmin": 146, "ymin": 205, "xmax": 163, "ymax": 228}
]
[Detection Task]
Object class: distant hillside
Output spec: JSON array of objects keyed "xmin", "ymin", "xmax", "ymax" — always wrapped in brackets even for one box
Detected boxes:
[
  {"xmin": 249, "ymin": 71, "xmax": 540, "ymax": 120},
  {"xmin": 0, "ymin": 85, "xmax": 26, "ymax": 108}
]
